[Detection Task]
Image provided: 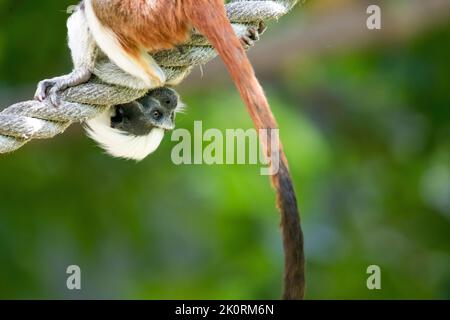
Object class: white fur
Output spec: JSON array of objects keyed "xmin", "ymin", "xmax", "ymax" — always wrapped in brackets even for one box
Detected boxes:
[
  {"xmin": 84, "ymin": 0, "xmax": 166, "ymax": 88},
  {"xmin": 146, "ymin": 0, "xmax": 158, "ymax": 10},
  {"xmin": 68, "ymin": 6, "xmax": 97, "ymax": 71},
  {"xmin": 85, "ymin": 111, "xmax": 165, "ymax": 161},
  {"xmin": 175, "ymin": 101, "xmax": 187, "ymax": 114}
]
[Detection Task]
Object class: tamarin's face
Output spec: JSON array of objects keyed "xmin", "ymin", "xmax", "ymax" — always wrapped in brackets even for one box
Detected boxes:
[
  {"xmin": 111, "ymin": 88, "xmax": 180, "ymax": 135},
  {"xmin": 85, "ymin": 87, "xmax": 184, "ymax": 161}
]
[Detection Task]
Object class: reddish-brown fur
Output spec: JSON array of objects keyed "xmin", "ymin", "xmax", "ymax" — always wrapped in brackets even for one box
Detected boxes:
[
  {"xmin": 92, "ymin": 0, "xmax": 305, "ymax": 299},
  {"xmin": 92, "ymin": 0, "xmax": 190, "ymax": 53}
]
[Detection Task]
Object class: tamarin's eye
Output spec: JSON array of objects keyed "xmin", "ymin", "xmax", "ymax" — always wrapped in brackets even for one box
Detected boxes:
[
  {"xmin": 165, "ymin": 99, "xmax": 171, "ymax": 105},
  {"xmin": 152, "ymin": 110, "xmax": 163, "ymax": 120}
]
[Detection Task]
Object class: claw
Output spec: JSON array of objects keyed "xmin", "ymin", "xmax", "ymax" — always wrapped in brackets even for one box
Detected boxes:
[
  {"xmin": 49, "ymin": 92, "xmax": 62, "ymax": 107},
  {"xmin": 258, "ymin": 21, "xmax": 267, "ymax": 35},
  {"xmin": 48, "ymin": 85, "xmax": 66, "ymax": 107},
  {"xmin": 241, "ymin": 21, "xmax": 267, "ymax": 50},
  {"xmin": 34, "ymin": 80, "xmax": 54, "ymax": 102},
  {"xmin": 241, "ymin": 36, "xmax": 255, "ymax": 49},
  {"xmin": 248, "ymin": 27, "xmax": 260, "ymax": 42}
]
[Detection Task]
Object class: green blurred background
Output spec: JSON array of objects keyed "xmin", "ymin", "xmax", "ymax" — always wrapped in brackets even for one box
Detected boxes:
[{"xmin": 0, "ymin": 0, "xmax": 449, "ymax": 299}]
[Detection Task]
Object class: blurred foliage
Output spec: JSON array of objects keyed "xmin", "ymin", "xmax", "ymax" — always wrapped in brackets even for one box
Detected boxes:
[{"xmin": 0, "ymin": 0, "xmax": 449, "ymax": 299}]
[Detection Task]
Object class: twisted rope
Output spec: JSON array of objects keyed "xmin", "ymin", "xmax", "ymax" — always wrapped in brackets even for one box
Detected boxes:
[{"xmin": 0, "ymin": 0, "xmax": 298, "ymax": 153}]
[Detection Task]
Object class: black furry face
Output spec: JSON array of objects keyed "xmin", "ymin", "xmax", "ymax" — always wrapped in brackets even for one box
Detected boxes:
[{"xmin": 111, "ymin": 88, "xmax": 179, "ymax": 136}]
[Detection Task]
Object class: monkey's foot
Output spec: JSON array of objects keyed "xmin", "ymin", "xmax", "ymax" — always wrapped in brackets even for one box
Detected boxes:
[
  {"xmin": 35, "ymin": 79, "xmax": 57, "ymax": 103},
  {"xmin": 34, "ymin": 79, "xmax": 67, "ymax": 107},
  {"xmin": 241, "ymin": 21, "xmax": 267, "ymax": 49},
  {"xmin": 35, "ymin": 71, "xmax": 92, "ymax": 106}
]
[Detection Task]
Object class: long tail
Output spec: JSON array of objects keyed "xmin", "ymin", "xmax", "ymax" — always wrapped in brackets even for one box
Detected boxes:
[{"xmin": 186, "ymin": 1, "xmax": 305, "ymax": 299}]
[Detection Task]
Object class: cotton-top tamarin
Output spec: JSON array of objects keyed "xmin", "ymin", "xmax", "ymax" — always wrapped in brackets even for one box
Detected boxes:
[
  {"xmin": 35, "ymin": 0, "xmax": 304, "ymax": 299},
  {"xmin": 34, "ymin": 0, "xmax": 262, "ymax": 159}
]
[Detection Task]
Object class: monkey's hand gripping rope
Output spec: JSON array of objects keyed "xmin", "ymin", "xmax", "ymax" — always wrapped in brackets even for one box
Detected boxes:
[{"xmin": 0, "ymin": 0, "xmax": 298, "ymax": 153}]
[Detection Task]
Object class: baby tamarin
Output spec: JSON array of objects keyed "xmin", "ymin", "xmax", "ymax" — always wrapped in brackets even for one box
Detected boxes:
[
  {"xmin": 85, "ymin": 87, "xmax": 182, "ymax": 161},
  {"xmin": 37, "ymin": 0, "xmax": 304, "ymax": 299}
]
